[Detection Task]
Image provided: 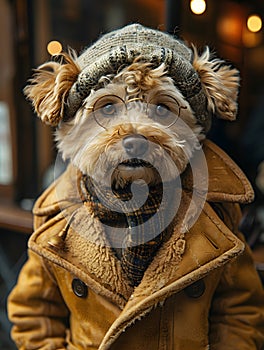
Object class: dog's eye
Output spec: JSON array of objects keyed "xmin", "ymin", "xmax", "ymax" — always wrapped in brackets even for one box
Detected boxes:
[
  {"xmin": 101, "ymin": 103, "xmax": 117, "ymax": 117},
  {"xmin": 155, "ymin": 104, "xmax": 170, "ymax": 118}
]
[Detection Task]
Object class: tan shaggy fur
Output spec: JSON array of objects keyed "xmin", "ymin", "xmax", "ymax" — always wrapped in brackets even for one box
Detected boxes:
[
  {"xmin": 24, "ymin": 51, "xmax": 80, "ymax": 126},
  {"xmin": 192, "ymin": 46, "xmax": 240, "ymax": 120}
]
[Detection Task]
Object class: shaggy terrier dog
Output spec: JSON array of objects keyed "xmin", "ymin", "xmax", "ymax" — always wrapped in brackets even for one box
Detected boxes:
[
  {"xmin": 24, "ymin": 26, "xmax": 240, "ymax": 275},
  {"xmin": 8, "ymin": 24, "xmax": 264, "ymax": 350}
]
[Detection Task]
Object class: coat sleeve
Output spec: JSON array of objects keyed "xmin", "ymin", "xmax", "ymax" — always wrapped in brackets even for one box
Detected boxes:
[
  {"xmin": 209, "ymin": 203, "xmax": 264, "ymax": 350},
  {"xmin": 7, "ymin": 250, "xmax": 69, "ymax": 349}
]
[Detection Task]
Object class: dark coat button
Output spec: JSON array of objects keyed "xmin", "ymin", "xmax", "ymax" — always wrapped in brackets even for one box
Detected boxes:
[
  {"xmin": 72, "ymin": 278, "xmax": 88, "ymax": 298},
  {"xmin": 184, "ymin": 279, "xmax": 205, "ymax": 298}
]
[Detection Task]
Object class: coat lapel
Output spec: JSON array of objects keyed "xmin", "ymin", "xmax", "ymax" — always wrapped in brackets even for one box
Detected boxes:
[
  {"xmin": 182, "ymin": 139, "xmax": 254, "ymax": 203},
  {"xmin": 29, "ymin": 207, "xmax": 134, "ymax": 309}
]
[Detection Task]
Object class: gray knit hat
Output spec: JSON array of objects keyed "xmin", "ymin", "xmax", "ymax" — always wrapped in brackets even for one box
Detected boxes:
[{"xmin": 64, "ymin": 23, "xmax": 209, "ymax": 126}]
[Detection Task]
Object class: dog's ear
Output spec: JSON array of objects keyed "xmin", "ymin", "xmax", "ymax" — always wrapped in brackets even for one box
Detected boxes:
[
  {"xmin": 192, "ymin": 46, "xmax": 240, "ymax": 121},
  {"xmin": 24, "ymin": 51, "xmax": 80, "ymax": 126}
]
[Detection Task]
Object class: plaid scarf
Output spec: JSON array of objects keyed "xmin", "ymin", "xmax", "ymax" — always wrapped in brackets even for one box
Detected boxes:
[{"xmin": 79, "ymin": 174, "xmax": 177, "ymax": 287}]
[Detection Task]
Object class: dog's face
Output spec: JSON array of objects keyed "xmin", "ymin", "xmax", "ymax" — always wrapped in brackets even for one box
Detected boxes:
[{"xmin": 56, "ymin": 61, "xmax": 203, "ymax": 189}]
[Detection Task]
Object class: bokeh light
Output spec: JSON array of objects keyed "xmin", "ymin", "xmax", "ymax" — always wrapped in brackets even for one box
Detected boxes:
[
  {"xmin": 47, "ymin": 40, "xmax": 63, "ymax": 55},
  {"xmin": 247, "ymin": 14, "xmax": 262, "ymax": 33},
  {"xmin": 190, "ymin": 0, "xmax": 206, "ymax": 15}
]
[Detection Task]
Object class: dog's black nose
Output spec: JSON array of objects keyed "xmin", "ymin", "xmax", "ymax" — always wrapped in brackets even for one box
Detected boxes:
[{"xmin": 122, "ymin": 134, "xmax": 148, "ymax": 157}]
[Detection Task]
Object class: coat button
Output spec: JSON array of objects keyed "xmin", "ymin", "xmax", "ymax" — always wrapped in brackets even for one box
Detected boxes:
[
  {"xmin": 72, "ymin": 278, "xmax": 88, "ymax": 298},
  {"xmin": 184, "ymin": 279, "xmax": 205, "ymax": 298}
]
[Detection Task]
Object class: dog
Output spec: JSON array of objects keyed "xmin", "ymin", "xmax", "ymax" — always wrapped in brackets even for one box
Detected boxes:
[{"xmin": 8, "ymin": 24, "xmax": 264, "ymax": 350}]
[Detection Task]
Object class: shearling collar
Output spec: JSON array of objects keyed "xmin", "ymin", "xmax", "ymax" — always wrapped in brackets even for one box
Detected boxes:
[
  {"xmin": 29, "ymin": 139, "xmax": 251, "ymax": 310},
  {"xmin": 187, "ymin": 139, "xmax": 254, "ymax": 203}
]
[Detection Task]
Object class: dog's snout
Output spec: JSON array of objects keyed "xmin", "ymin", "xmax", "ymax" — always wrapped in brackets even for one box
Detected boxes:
[{"xmin": 122, "ymin": 134, "xmax": 148, "ymax": 157}]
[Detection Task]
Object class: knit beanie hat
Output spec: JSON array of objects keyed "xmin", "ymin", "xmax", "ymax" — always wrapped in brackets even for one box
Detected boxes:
[
  {"xmin": 64, "ymin": 23, "xmax": 209, "ymax": 127},
  {"xmin": 25, "ymin": 23, "xmax": 239, "ymax": 130}
]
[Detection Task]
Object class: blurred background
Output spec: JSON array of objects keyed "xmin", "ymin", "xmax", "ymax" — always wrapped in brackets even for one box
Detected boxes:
[{"xmin": 0, "ymin": 0, "xmax": 264, "ymax": 347}]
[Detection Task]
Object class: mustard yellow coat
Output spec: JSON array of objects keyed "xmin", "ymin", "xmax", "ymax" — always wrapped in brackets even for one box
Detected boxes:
[{"xmin": 8, "ymin": 140, "xmax": 264, "ymax": 349}]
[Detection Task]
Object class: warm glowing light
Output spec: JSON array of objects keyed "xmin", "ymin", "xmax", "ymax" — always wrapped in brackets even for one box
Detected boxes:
[
  {"xmin": 247, "ymin": 15, "xmax": 262, "ymax": 33},
  {"xmin": 217, "ymin": 15, "xmax": 243, "ymax": 45},
  {"xmin": 47, "ymin": 40, "xmax": 63, "ymax": 55},
  {"xmin": 190, "ymin": 0, "xmax": 206, "ymax": 15}
]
